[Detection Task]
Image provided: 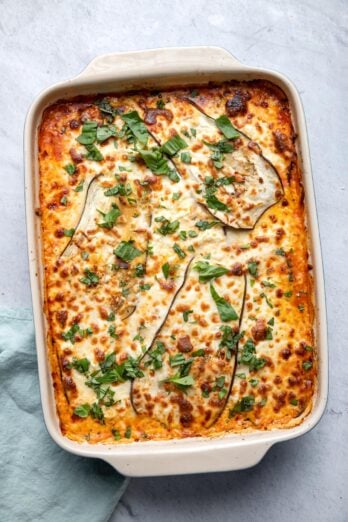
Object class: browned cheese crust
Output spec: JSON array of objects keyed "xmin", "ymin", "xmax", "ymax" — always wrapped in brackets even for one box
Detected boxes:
[{"xmin": 38, "ymin": 81, "xmax": 316, "ymax": 443}]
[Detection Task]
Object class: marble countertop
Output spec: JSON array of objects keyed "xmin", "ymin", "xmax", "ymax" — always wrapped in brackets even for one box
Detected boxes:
[{"xmin": 1, "ymin": 0, "xmax": 346, "ymax": 520}]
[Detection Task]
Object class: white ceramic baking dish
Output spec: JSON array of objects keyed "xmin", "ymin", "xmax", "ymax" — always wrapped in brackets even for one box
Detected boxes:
[{"xmin": 24, "ymin": 46, "xmax": 328, "ymax": 477}]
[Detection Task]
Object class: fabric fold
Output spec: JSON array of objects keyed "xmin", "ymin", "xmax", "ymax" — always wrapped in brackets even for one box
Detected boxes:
[{"xmin": 0, "ymin": 308, "xmax": 127, "ymax": 522}]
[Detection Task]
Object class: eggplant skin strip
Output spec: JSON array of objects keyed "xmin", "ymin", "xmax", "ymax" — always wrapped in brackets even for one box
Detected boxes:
[
  {"xmin": 59, "ymin": 174, "xmax": 102, "ymax": 259},
  {"xmin": 130, "ymin": 257, "xmax": 194, "ymax": 414},
  {"xmin": 207, "ymin": 272, "xmax": 247, "ymax": 428}
]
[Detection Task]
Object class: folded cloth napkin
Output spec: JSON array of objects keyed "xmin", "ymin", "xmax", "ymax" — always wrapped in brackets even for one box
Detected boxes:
[{"xmin": 0, "ymin": 308, "xmax": 128, "ymax": 522}]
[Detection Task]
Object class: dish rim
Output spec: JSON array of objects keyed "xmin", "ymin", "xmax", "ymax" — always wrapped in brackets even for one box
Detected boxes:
[{"xmin": 24, "ymin": 46, "xmax": 328, "ymax": 477}]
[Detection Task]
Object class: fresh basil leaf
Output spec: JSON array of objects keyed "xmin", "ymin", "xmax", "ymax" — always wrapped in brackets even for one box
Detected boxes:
[
  {"xmin": 239, "ymin": 338, "xmax": 266, "ymax": 371},
  {"xmin": 96, "ymin": 99, "xmax": 119, "ymax": 121},
  {"xmin": 85, "ymin": 144, "xmax": 104, "ymax": 161},
  {"xmin": 104, "ymin": 182, "xmax": 132, "ymax": 197},
  {"xmin": 247, "ymin": 261, "xmax": 258, "ymax": 277},
  {"xmin": 80, "ymin": 269, "xmax": 99, "ymax": 287},
  {"xmin": 229, "ymin": 395, "xmax": 255, "ymax": 417},
  {"xmin": 205, "ymin": 194, "xmax": 229, "ymax": 212},
  {"xmin": 183, "ymin": 310, "xmax": 193, "ymax": 322},
  {"xmin": 114, "ymin": 240, "xmax": 142, "ymax": 262},
  {"xmin": 162, "ymin": 262, "xmax": 170, "ymax": 279},
  {"xmin": 64, "ymin": 163, "xmax": 76, "ymax": 175},
  {"xmin": 90, "ymin": 403, "xmax": 104, "ymax": 423},
  {"xmin": 74, "ymin": 404, "xmax": 91, "ymax": 418},
  {"xmin": 161, "ymin": 134, "xmax": 188, "ymax": 157},
  {"xmin": 210, "ymin": 283, "xmax": 238, "ymax": 321},
  {"xmin": 173, "ymin": 243, "xmax": 186, "ymax": 259},
  {"xmin": 97, "ymin": 203, "xmax": 121, "ymax": 229},
  {"xmin": 215, "ymin": 115, "xmax": 240, "ymax": 139},
  {"xmin": 96, "ymin": 124, "xmax": 117, "ymax": 142},
  {"xmin": 60, "ymin": 196, "xmax": 68, "ymax": 206},
  {"xmin": 195, "ymin": 220, "xmax": 219, "ymax": 231},
  {"xmin": 157, "ymin": 218, "xmax": 180, "ymax": 236},
  {"xmin": 193, "ymin": 261, "xmax": 228, "ymax": 282},
  {"xmin": 219, "ymin": 325, "xmax": 243, "ymax": 359},
  {"xmin": 121, "ymin": 111, "xmax": 149, "ymax": 145},
  {"xmin": 180, "ymin": 151, "xmax": 191, "ymax": 163},
  {"xmin": 192, "ymin": 349, "xmax": 205, "ymax": 357},
  {"xmin": 76, "ymin": 121, "xmax": 98, "ymax": 145},
  {"xmin": 139, "ymin": 148, "xmax": 170, "ymax": 174},
  {"xmin": 169, "ymin": 353, "xmax": 187, "ymax": 367},
  {"xmin": 74, "ymin": 182, "xmax": 84, "ymax": 192},
  {"xmin": 302, "ymin": 360, "xmax": 313, "ymax": 371},
  {"xmin": 165, "ymin": 374, "xmax": 194, "ymax": 387},
  {"xmin": 262, "ymin": 280, "xmax": 276, "ymax": 288},
  {"xmin": 112, "ymin": 429, "xmax": 121, "ymax": 440},
  {"xmin": 172, "ymin": 192, "xmax": 181, "ymax": 201},
  {"xmin": 69, "ymin": 357, "xmax": 90, "ymax": 374},
  {"xmin": 63, "ymin": 228, "xmax": 75, "ymax": 237}
]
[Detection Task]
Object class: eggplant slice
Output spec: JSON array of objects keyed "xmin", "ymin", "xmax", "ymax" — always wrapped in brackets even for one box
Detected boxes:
[
  {"xmin": 59, "ymin": 173, "xmax": 150, "ymax": 322},
  {"xmin": 141, "ymin": 97, "xmax": 283, "ymax": 229},
  {"xmin": 131, "ymin": 260, "xmax": 246, "ymax": 430}
]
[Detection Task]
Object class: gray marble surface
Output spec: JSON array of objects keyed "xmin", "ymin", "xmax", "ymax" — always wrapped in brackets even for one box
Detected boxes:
[{"xmin": 0, "ymin": 0, "xmax": 347, "ymax": 520}]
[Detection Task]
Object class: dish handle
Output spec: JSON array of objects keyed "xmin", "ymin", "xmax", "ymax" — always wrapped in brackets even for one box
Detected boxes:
[
  {"xmin": 77, "ymin": 46, "xmax": 242, "ymax": 79},
  {"xmin": 102, "ymin": 440, "xmax": 273, "ymax": 477}
]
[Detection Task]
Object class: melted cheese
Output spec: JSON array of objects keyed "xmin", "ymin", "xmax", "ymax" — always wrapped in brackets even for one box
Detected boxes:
[{"xmin": 38, "ymin": 81, "xmax": 316, "ymax": 443}]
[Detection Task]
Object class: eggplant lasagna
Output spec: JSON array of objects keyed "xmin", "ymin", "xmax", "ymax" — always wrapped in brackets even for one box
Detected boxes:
[{"xmin": 38, "ymin": 81, "xmax": 316, "ymax": 443}]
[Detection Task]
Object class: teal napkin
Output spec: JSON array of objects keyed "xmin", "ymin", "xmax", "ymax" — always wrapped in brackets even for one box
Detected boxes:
[{"xmin": 0, "ymin": 308, "xmax": 128, "ymax": 522}]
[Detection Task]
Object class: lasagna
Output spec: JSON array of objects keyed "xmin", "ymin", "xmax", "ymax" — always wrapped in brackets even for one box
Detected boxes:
[{"xmin": 38, "ymin": 81, "xmax": 316, "ymax": 443}]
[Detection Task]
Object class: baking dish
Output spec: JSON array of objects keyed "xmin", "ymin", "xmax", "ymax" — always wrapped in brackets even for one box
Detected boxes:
[{"xmin": 24, "ymin": 46, "xmax": 328, "ymax": 477}]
